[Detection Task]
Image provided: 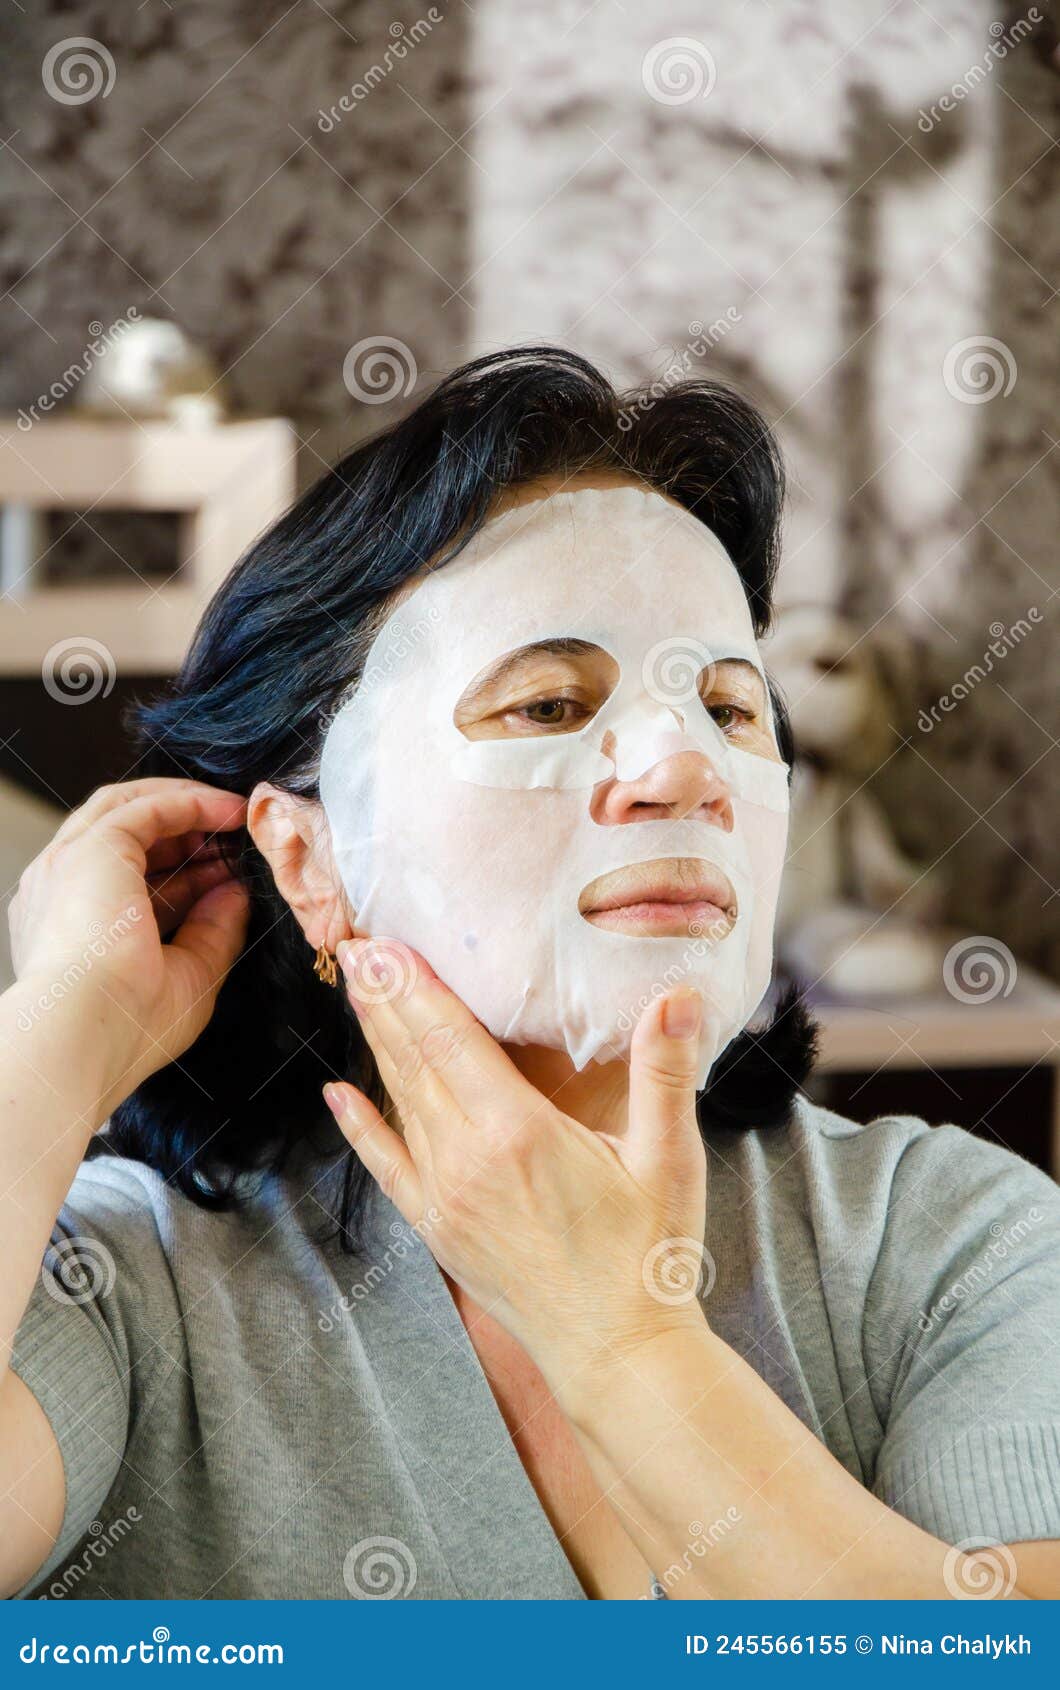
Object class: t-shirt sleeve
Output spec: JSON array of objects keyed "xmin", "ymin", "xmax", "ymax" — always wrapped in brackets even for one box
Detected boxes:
[
  {"xmin": 7, "ymin": 1158, "xmax": 179, "ymax": 1594},
  {"xmin": 866, "ymin": 1123, "xmax": 1060, "ymax": 1548}
]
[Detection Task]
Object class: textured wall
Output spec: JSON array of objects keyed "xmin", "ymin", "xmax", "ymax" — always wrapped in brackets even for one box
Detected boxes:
[
  {"xmin": 463, "ymin": 3, "xmax": 1060, "ymax": 976},
  {"xmin": 1, "ymin": 0, "xmax": 1058, "ymax": 970},
  {"xmin": 0, "ymin": 0, "xmax": 471, "ymax": 466}
]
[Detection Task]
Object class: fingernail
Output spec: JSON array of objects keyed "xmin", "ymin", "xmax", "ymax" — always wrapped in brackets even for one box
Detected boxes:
[
  {"xmin": 323, "ymin": 1083, "xmax": 343, "ymax": 1117},
  {"xmin": 663, "ymin": 989, "xmax": 702, "ymax": 1039}
]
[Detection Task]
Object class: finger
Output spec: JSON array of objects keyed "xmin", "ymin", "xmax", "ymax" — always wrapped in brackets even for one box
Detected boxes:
[
  {"xmin": 626, "ymin": 988, "xmax": 703, "ymax": 1172},
  {"xmin": 167, "ymin": 876, "xmax": 250, "ymax": 984},
  {"xmin": 53, "ymin": 779, "xmax": 245, "ymax": 850},
  {"xmin": 323, "ymin": 1081, "xmax": 423, "ymax": 1224},
  {"xmin": 144, "ymin": 828, "xmax": 215, "ymax": 877},
  {"xmin": 353, "ymin": 1016, "xmax": 441, "ymax": 1175},
  {"xmin": 339, "ymin": 938, "xmax": 540, "ymax": 1128},
  {"xmin": 148, "ymin": 858, "xmax": 236, "ymax": 937},
  {"xmin": 98, "ymin": 789, "xmax": 247, "ymax": 873},
  {"xmin": 348, "ymin": 969, "xmax": 457, "ymax": 1144}
]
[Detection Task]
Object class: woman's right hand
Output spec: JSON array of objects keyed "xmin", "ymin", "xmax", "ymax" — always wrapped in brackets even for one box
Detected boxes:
[{"xmin": 9, "ymin": 778, "xmax": 250, "ymax": 1097}]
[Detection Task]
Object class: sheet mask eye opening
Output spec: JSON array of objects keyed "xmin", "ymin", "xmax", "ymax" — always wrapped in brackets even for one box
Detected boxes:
[{"xmin": 451, "ymin": 638, "xmax": 620, "ymax": 743}]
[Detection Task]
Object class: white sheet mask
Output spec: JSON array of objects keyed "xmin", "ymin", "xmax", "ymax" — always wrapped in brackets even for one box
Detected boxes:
[{"xmin": 319, "ymin": 485, "xmax": 790, "ymax": 1085}]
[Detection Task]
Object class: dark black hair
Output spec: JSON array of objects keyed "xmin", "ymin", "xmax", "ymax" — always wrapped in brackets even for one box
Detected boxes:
[{"xmin": 109, "ymin": 345, "xmax": 816, "ymax": 1246}]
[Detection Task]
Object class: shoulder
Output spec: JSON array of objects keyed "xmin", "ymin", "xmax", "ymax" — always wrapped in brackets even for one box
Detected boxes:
[
  {"xmin": 63, "ymin": 1147, "xmax": 175, "ymax": 1217},
  {"xmin": 58, "ymin": 1149, "xmax": 203, "ymax": 1261},
  {"xmin": 784, "ymin": 1097, "xmax": 1060, "ymax": 1358},
  {"xmin": 787, "ymin": 1093, "xmax": 1058, "ymax": 1223},
  {"xmin": 53, "ymin": 1148, "xmax": 298, "ymax": 1295},
  {"xmin": 733, "ymin": 1096, "xmax": 1060, "ymax": 1324},
  {"xmin": 57, "ymin": 1144, "xmax": 349, "ymax": 1302}
]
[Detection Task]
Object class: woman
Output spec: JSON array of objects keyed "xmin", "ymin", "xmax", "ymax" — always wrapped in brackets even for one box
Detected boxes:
[{"xmin": 2, "ymin": 348, "xmax": 1058, "ymax": 1602}]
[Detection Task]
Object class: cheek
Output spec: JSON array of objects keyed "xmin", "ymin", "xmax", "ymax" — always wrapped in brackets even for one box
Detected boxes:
[
  {"xmin": 374, "ymin": 747, "xmax": 582, "ymax": 916},
  {"xmin": 736, "ymin": 796, "xmax": 788, "ymax": 972}
]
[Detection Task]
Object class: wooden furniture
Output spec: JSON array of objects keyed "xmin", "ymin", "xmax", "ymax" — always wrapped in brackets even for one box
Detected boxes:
[
  {"xmin": 0, "ymin": 417, "xmax": 297, "ymax": 673},
  {"xmin": 810, "ymin": 969, "xmax": 1060, "ymax": 1177}
]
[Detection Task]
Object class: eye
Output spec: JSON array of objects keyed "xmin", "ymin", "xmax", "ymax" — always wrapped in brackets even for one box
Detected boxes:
[
  {"xmin": 524, "ymin": 697, "xmax": 567, "ymax": 724},
  {"xmin": 510, "ymin": 694, "xmax": 592, "ymax": 731},
  {"xmin": 707, "ymin": 701, "xmax": 755, "ymax": 734}
]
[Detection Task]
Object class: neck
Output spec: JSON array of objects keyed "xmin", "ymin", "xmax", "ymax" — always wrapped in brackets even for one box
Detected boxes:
[{"xmin": 502, "ymin": 1042, "xmax": 631, "ymax": 1136}]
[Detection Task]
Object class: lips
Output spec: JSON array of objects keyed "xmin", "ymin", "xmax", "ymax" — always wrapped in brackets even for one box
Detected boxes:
[{"xmin": 578, "ymin": 856, "xmax": 737, "ymax": 940}]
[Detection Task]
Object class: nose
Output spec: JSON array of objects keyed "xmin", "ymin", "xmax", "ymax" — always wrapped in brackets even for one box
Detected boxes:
[{"xmin": 589, "ymin": 749, "xmax": 734, "ymax": 829}]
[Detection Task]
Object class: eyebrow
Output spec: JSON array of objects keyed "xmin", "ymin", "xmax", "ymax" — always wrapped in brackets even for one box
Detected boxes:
[
  {"xmin": 708, "ymin": 656, "xmax": 766, "ymax": 687},
  {"xmin": 456, "ymin": 638, "xmax": 602, "ymax": 712}
]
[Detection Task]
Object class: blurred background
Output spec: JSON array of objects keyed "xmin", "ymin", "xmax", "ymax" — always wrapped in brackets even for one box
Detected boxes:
[{"xmin": 1, "ymin": 1, "xmax": 1058, "ymax": 1168}]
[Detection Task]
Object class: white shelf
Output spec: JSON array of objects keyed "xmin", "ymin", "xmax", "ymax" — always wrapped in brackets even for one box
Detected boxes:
[
  {"xmin": 806, "ymin": 968, "xmax": 1060, "ymax": 1176},
  {"xmin": 0, "ymin": 417, "xmax": 297, "ymax": 672}
]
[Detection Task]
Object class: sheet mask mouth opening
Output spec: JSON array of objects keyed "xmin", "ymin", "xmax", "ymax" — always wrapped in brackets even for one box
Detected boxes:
[{"xmin": 576, "ymin": 855, "xmax": 738, "ymax": 941}]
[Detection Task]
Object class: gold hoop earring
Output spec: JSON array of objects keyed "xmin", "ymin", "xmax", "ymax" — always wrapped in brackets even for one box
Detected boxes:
[{"xmin": 312, "ymin": 944, "xmax": 339, "ymax": 988}]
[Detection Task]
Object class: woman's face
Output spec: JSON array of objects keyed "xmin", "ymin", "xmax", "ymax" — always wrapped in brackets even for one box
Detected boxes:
[{"xmin": 319, "ymin": 472, "xmax": 790, "ymax": 1082}]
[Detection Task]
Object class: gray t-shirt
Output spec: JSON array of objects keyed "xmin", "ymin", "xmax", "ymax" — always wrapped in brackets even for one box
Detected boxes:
[{"xmin": 11, "ymin": 1097, "xmax": 1060, "ymax": 1600}]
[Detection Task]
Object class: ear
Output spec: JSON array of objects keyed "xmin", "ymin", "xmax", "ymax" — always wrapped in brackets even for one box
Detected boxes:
[{"xmin": 247, "ymin": 781, "xmax": 352, "ymax": 954}]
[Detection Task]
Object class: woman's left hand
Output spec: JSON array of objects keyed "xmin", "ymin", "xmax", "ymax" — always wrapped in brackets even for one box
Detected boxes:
[{"xmin": 322, "ymin": 937, "xmax": 710, "ymax": 1391}]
